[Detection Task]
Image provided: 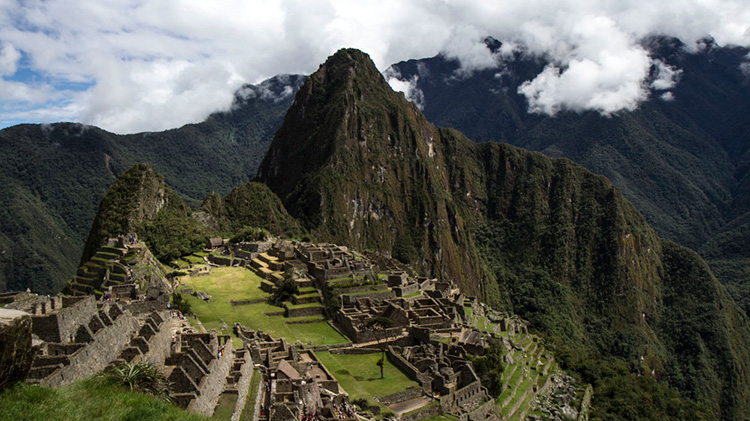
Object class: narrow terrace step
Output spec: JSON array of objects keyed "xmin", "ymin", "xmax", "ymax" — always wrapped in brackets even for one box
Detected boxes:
[{"xmin": 292, "ymin": 293, "xmax": 320, "ymax": 305}]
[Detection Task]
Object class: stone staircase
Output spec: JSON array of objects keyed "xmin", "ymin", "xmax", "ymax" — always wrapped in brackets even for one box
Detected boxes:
[{"xmin": 66, "ymin": 244, "xmax": 129, "ymax": 297}]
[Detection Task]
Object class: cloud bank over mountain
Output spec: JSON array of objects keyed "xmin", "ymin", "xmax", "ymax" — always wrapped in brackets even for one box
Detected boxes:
[{"xmin": 0, "ymin": 0, "xmax": 748, "ymax": 133}]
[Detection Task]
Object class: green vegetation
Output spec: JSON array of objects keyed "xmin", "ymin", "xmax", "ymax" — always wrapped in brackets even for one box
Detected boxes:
[
  {"xmin": 314, "ymin": 351, "xmax": 418, "ymax": 399},
  {"xmin": 80, "ymin": 163, "xmax": 209, "ymax": 266},
  {"xmin": 0, "ymin": 377, "xmax": 207, "ymax": 421},
  {"xmin": 171, "ymin": 292, "xmax": 192, "ymax": 315},
  {"xmin": 200, "ymin": 182, "xmax": 305, "ymax": 239},
  {"xmin": 211, "ymin": 393, "xmax": 237, "ymax": 421},
  {"xmin": 178, "ymin": 266, "xmax": 346, "ymax": 345},
  {"xmin": 467, "ymin": 342, "xmax": 504, "ymax": 396},
  {"xmin": 0, "ymin": 75, "xmax": 302, "ymax": 294},
  {"xmin": 241, "ymin": 370, "xmax": 262, "ymax": 420},
  {"xmin": 270, "ymin": 278, "xmax": 298, "ymax": 306},
  {"xmin": 103, "ymin": 362, "xmax": 171, "ymax": 402}
]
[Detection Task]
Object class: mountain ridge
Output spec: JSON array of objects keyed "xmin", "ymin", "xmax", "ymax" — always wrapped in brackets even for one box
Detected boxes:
[
  {"xmin": 0, "ymin": 74, "xmax": 304, "ymax": 294},
  {"xmin": 256, "ymin": 47, "xmax": 750, "ymax": 419}
]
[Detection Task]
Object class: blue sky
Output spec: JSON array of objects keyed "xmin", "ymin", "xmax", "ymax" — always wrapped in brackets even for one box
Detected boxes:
[{"xmin": 0, "ymin": 0, "xmax": 748, "ymax": 134}]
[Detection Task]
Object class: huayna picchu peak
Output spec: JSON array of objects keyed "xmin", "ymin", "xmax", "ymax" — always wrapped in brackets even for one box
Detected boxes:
[
  {"xmin": 1, "ymin": 46, "xmax": 750, "ymax": 421},
  {"xmin": 258, "ymin": 48, "xmax": 750, "ymax": 419}
]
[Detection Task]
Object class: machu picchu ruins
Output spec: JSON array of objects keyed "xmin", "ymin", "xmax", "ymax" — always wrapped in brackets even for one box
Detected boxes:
[{"xmin": 0, "ymin": 235, "xmax": 591, "ymax": 420}]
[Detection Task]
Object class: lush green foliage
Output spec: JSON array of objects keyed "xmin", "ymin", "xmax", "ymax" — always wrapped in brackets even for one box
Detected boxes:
[
  {"xmin": 269, "ymin": 278, "xmax": 298, "ymax": 306},
  {"xmin": 81, "ymin": 163, "xmax": 209, "ymax": 266},
  {"xmin": 139, "ymin": 191, "xmax": 209, "ymax": 263},
  {"xmin": 171, "ymin": 292, "xmax": 192, "ymax": 315},
  {"xmin": 178, "ymin": 266, "xmax": 346, "ymax": 344},
  {"xmin": 467, "ymin": 342, "xmax": 505, "ymax": 396},
  {"xmin": 229, "ymin": 226, "xmax": 269, "ymax": 243},
  {"xmin": 200, "ymin": 181, "xmax": 305, "ymax": 239},
  {"xmin": 104, "ymin": 362, "xmax": 171, "ymax": 401}
]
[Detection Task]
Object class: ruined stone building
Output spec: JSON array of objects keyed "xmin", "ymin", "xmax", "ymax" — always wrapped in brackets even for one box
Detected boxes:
[{"xmin": 235, "ymin": 324, "xmax": 351, "ymax": 421}]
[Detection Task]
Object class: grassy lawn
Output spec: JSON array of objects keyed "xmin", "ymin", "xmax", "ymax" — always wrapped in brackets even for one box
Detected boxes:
[
  {"xmin": 341, "ymin": 288, "xmax": 390, "ymax": 297},
  {"xmin": 184, "ymin": 255, "xmax": 205, "ymax": 265},
  {"xmin": 0, "ymin": 377, "xmax": 207, "ymax": 421},
  {"xmin": 315, "ymin": 351, "xmax": 418, "ymax": 400},
  {"xmin": 241, "ymin": 369, "xmax": 262, "ymax": 420},
  {"xmin": 211, "ymin": 393, "xmax": 237, "ymax": 420},
  {"xmin": 425, "ymin": 415, "xmax": 458, "ymax": 421},
  {"xmin": 178, "ymin": 267, "xmax": 347, "ymax": 346},
  {"xmin": 285, "ymin": 301, "xmax": 323, "ymax": 309},
  {"xmin": 403, "ymin": 290, "xmax": 422, "ymax": 299}
]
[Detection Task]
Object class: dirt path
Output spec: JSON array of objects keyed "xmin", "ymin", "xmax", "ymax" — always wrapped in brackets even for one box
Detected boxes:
[{"xmin": 388, "ymin": 395, "xmax": 434, "ymax": 415}]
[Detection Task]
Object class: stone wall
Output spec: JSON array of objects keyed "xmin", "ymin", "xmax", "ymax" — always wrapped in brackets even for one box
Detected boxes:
[
  {"xmin": 208, "ymin": 255, "xmax": 233, "ymax": 266},
  {"xmin": 394, "ymin": 283, "xmax": 420, "ymax": 298},
  {"xmin": 42, "ymin": 309, "xmax": 140, "ymax": 387},
  {"xmin": 452, "ymin": 381, "xmax": 485, "ymax": 412},
  {"xmin": 187, "ymin": 338, "xmax": 234, "ymax": 417},
  {"xmin": 386, "ymin": 346, "xmax": 421, "ymax": 383},
  {"xmin": 578, "ymin": 384, "xmax": 593, "ymax": 421},
  {"xmin": 403, "ymin": 402, "xmax": 442, "ymax": 421},
  {"xmin": 467, "ymin": 399, "xmax": 495, "ymax": 420},
  {"xmin": 138, "ymin": 311, "xmax": 173, "ymax": 366},
  {"xmin": 341, "ymin": 290, "xmax": 395, "ymax": 306},
  {"xmin": 376, "ymin": 386, "xmax": 423, "ymax": 406},
  {"xmin": 230, "ymin": 352, "xmax": 254, "ymax": 421},
  {"xmin": 229, "ymin": 299, "xmax": 266, "ymax": 306},
  {"xmin": 32, "ymin": 296, "xmax": 96, "ymax": 343},
  {"xmin": 285, "ymin": 305, "xmax": 324, "ymax": 318},
  {"xmin": 120, "ymin": 300, "xmax": 166, "ymax": 315},
  {"xmin": 0, "ymin": 309, "xmax": 33, "ymax": 391}
]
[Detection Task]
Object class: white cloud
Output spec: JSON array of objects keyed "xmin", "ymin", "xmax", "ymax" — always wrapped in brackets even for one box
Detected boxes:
[
  {"xmin": 660, "ymin": 91, "xmax": 675, "ymax": 102},
  {"xmin": 0, "ymin": 0, "xmax": 748, "ymax": 132},
  {"xmin": 651, "ymin": 60, "xmax": 682, "ymax": 90},
  {"xmin": 384, "ymin": 66, "xmax": 426, "ymax": 110},
  {"xmin": 441, "ymin": 25, "xmax": 500, "ymax": 77},
  {"xmin": 0, "ymin": 42, "xmax": 20, "ymax": 76},
  {"xmin": 741, "ymin": 55, "xmax": 750, "ymax": 78},
  {"xmin": 518, "ymin": 15, "xmax": 652, "ymax": 115}
]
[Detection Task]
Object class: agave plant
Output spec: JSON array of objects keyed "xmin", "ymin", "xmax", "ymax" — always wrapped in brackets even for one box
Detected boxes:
[{"xmin": 105, "ymin": 361, "xmax": 171, "ymax": 401}]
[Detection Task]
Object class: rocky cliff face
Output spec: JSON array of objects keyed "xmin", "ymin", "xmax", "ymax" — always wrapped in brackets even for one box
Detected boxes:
[
  {"xmin": 257, "ymin": 48, "xmax": 750, "ymax": 419},
  {"xmin": 258, "ymin": 49, "xmax": 485, "ymax": 291}
]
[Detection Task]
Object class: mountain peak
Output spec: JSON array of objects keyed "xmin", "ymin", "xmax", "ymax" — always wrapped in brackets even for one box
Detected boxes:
[
  {"xmin": 256, "ymin": 47, "xmax": 471, "ymax": 285},
  {"xmin": 256, "ymin": 47, "xmax": 428, "ymax": 202}
]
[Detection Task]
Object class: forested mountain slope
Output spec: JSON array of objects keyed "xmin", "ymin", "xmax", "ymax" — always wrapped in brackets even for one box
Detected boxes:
[
  {"xmin": 387, "ymin": 37, "xmax": 750, "ymax": 312},
  {"xmin": 257, "ymin": 48, "xmax": 750, "ymax": 419},
  {"xmin": 0, "ymin": 75, "xmax": 303, "ymax": 293}
]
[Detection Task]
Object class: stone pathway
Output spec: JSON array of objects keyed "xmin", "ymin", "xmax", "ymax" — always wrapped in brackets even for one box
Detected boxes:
[
  {"xmin": 388, "ymin": 395, "xmax": 434, "ymax": 415},
  {"xmin": 194, "ymin": 316, "xmax": 208, "ymax": 333}
]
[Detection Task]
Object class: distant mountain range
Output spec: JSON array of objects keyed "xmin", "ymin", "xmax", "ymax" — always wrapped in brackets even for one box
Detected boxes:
[
  {"xmin": 0, "ymin": 75, "xmax": 304, "ymax": 293},
  {"xmin": 1, "ymin": 36, "xmax": 748, "ymax": 311},
  {"xmin": 386, "ymin": 36, "xmax": 750, "ymax": 312}
]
